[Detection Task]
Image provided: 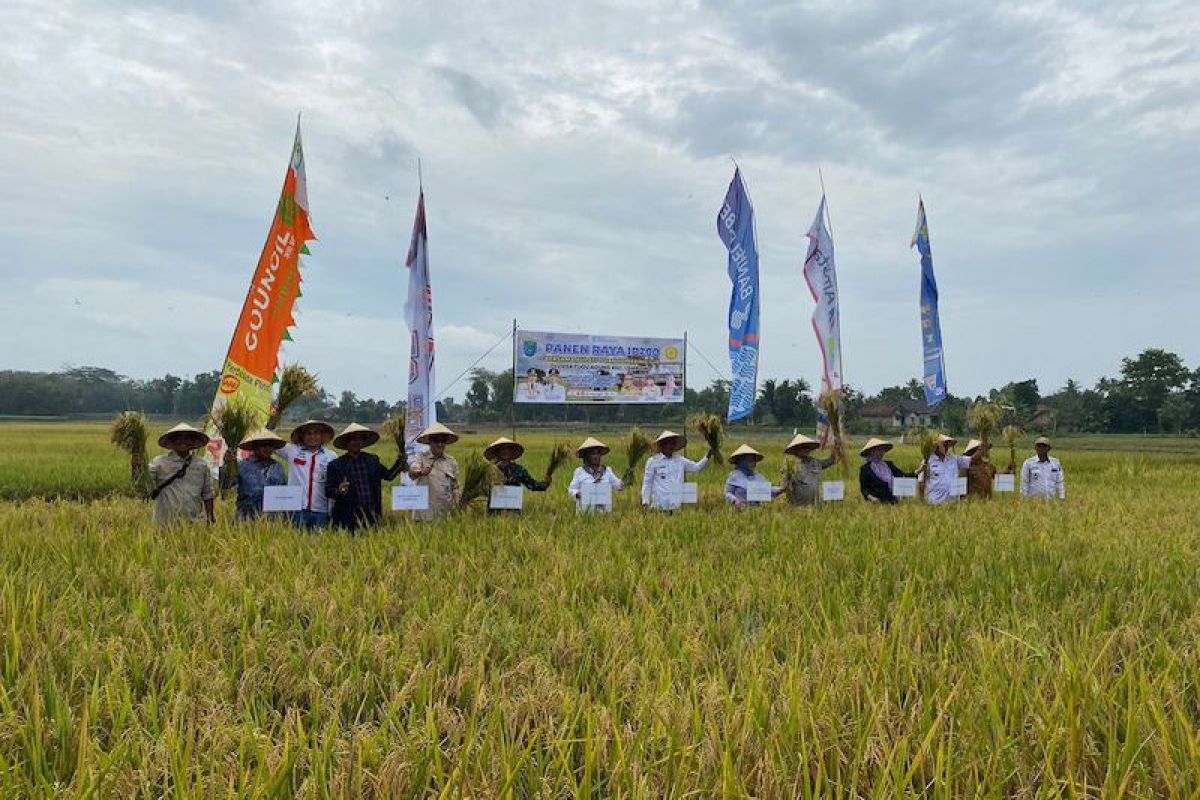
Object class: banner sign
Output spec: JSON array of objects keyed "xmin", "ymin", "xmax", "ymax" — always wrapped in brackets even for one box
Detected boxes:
[
  {"xmin": 514, "ymin": 330, "xmax": 685, "ymax": 403},
  {"xmin": 717, "ymin": 168, "xmax": 760, "ymax": 422},
  {"xmin": 405, "ymin": 190, "xmax": 437, "ymax": 446},
  {"xmin": 912, "ymin": 198, "xmax": 948, "ymax": 406},
  {"xmin": 803, "ymin": 195, "xmax": 843, "ymax": 446}
]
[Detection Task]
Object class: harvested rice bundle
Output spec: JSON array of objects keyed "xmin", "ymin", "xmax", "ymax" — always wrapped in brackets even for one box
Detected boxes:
[
  {"xmin": 1002, "ymin": 424, "xmax": 1023, "ymax": 472},
  {"xmin": 110, "ymin": 411, "xmax": 151, "ymax": 495},
  {"xmin": 458, "ymin": 451, "xmax": 503, "ymax": 509},
  {"xmin": 968, "ymin": 401, "xmax": 1003, "ymax": 446},
  {"xmin": 817, "ymin": 391, "xmax": 849, "ymax": 473},
  {"xmin": 622, "ymin": 428, "xmax": 653, "ymax": 484},
  {"xmin": 269, "ymin": 363, "xmax": 320, "ymax": 429},
  {"xmin": 687, "ymin": 413, "xmax": 724, "ymax": 465},
  {"xmin": 381, "ymin": 414, "xmax": 407, "ymax": 470},
  {"xmin": 208, "ymin": 398, "xmax": 258, "ymax": 495},
  {"xmin": 543, "ymin": 442, "xmax": 572, "ymax": 485}
]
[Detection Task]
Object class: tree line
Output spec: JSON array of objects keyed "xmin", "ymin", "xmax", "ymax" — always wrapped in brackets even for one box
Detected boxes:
[{"xmin": 2, "ymin": 348, "xmax": 1198, "ymax": 434}]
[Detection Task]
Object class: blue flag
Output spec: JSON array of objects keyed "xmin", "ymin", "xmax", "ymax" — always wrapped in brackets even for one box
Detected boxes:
[
  {"xmin": 912, "ymin": 198, "xmax": 948, "ymax": 407},
  {"xmin": 717, "ymin": 168, "xmax": 760, "ymax": 422}
]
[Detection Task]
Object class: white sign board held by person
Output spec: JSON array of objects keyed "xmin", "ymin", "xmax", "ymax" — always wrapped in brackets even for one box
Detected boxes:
[
  {"xmin": 953, "ymin": 477, "xmax": 968, "ymax": 497},
  {"xmin": 580, "ymin": 482, "xmax": 613, "ymax": 511},
  {"xmin": 263, "ymin": 485, "xmax": 302, "ymax": 513},
  {"xmin": 892, "ymin": 477, "xmax": 918, "ymax": 498},
  {"xmin": 489, "ymin": 486, "xmax": 524, "ymax": 510},
  {"xmin": 993, "ymin": 474, "xmax": 1016, "ymax": 493},
  {"xmin": 746, "ymin": 483, "xmax": 774, "ymax": 504},
  {"xmin": 822, "ymin": 481, "xmax": 846, "ymax": 502},
  {"xmin": 681, "ymin": 482, "xmax": 698, "ymax": 504},
  {"xmin": 392, "ymin": 486, "xmax": 429, "ymax": 511}
]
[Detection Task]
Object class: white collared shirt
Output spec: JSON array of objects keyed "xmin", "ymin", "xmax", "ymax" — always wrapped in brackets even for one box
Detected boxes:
[
  {"xmin": 922, "ymin": 453, "xmax": 971, "ymax": 505},
  {"xmin": 641, "ymin": 452, "xmax": 708, "ymax": 510},
  {"xmin": 567, "ymin": 465, "xmax": 624, "ymax": 510},
  {"xmin": 1021, "ymin": 456, "xmax": 1065, "ymax": 499},
  {"xmin": 724, "ymin": 469, "xmax": 774, "ymax": 505},
  {"xmin": 279, "ymin": 443, "xmax": 337, "ymax": 512}
]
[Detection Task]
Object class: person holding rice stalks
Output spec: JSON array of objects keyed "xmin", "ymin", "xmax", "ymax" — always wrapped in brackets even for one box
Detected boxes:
[
  {"xmin": 568, "ymin": 437, "xmax": 624, "ymax": 511},
  {"xmin": 408, "ymin": 422, "xmax": 460, "ymax": 520},
  {"xmin": 919, "ymin": 434, "xmax": 972, "ymax": 505},
  {"xmin": 485, "ymin": 437, "xmax": 550, "ymax": 492},
  {"xmin": 723, "ymin": 444, "xmax": 780, "ymax": 510},
  {"xmin": 326, "ymin": 423, "xmax": 406, "ymax": 532},
  {"xmin": 148, "ymin": 423, "xmax": 215, "ymax": 524},
  {"xmin": 781, "ymin": 434, "xmax": 838, "ymax": 507},
  {"xmin": 962, "ymin": 439, "xmax": 1005, "ymax": 499},
  {"xmin": 642, "ymin": 430, "xmax": 709, "ymax": 511},
  {"xmin": 858, "ymin": 438, "xmax": 916, "ymax": 504},
  {"xmin": 235, "ymin": 429, "xmax": 287, "ymax": 520},
  {"xmin": 279, "ymin": 420, "xmax": 337, "ymax": 530},
  {"xmin": 1021, "ymin": 437, "xmax": 1066, "ymax": 500}
]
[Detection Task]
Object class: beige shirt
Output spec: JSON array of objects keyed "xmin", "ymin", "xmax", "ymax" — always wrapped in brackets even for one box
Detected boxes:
[
  {"xmin": 784, "ymin": 456, "xmax": 836, "ymax": 506},
  {"xmin": 148, "ymin": 451, "xmax": 214, "ymax": 524},
  {"xmin": 409, "ymin": 452, "xmax": 459, "ymax": 521}
]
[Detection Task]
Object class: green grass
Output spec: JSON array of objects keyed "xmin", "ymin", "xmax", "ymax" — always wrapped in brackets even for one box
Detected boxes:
[{"xmin": 2, "ymin": 423, "xmax": 1200, "ymax": 795}]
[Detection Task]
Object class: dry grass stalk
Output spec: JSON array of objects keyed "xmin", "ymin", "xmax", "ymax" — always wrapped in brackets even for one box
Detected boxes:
[
  {"xmin": 269, "ymin": 363, "xmax": 320, "ymax": 429},
  {"xmin": 622, "ymin": 428, "xmax": 653, "ymax": 484},
  {"xmin": 458, "ymin": 451, "xmax": 502, "ymax": 509},
  {"xmin": 110, "ymin": 411, "xmax": 151, "ymax": 495},
  {"xmin": 687, "ymin": 414, "xmax": 724, "ymax": 465}
]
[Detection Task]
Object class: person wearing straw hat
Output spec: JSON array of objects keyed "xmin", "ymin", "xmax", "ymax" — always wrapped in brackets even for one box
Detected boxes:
[
  {"xmin": 485, "ymin": 437, "xmax": 549, "ymax": 492},
  {"xmin": 408, "ymin": 422, "xmax": 460, "ymax": 520},
  {"xmin": 148, "ymin": 423, "xmax": 215, "ymax": 524},
  {"xmin": 1020, "ymin": 436, "xmax": 1065, "ymax": 499},
  {"xmin": 567, "ymin": 437, "xmax": 624, "ymax": 511},
  {"xmin": 325, "ymin": 423, "xmax": 406, "ymax": 532},
  {"xmin": 781, "ymin": 434, "xmax": 838, "ymax": 507},
  {"xmin": 919, "ymin": 433, "xmax": 973, "ymax": 505},
  {"xmin": 641, "ymin": 430, "xmax": 709, "ymax": 511},
  {"xmin": 724, "ymin": 444, "xmax": 780, "ymax": 510},
  {"xmin": 962, "ymin": 439, "xmax": 998, "ymax": 499},
  {"xmin": 279, "ymin": 419, "xmax": 337, "ymax": 530},
  {"xmin": 858, "ymin": 438, "xmax": 916, "ymax": 504},
  {"xmin": 235, "ymin": 429, "xmax": 287, "ymax": 520}
]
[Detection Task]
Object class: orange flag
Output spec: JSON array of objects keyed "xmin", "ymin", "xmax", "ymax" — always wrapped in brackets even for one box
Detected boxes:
[{"xmin": 206, "ymin": 121, "xmax": 315, "ymax": 459}]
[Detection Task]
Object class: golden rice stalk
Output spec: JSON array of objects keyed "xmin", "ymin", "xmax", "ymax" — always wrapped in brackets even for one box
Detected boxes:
[
  {"xmin": 269, "ymin": 363, "xmax": 320, "ymax": 429},
  {"xmin": 968, "ymin": 401, "xmax": 1003, "ymax": 445},
  {"xmin": 543, "ymin": 442, "xmax": 572, "ymax": 485},
  {"xmin": 918, "ymin": 428, "xmax": 938, "ymax": 462},
  {"xmin": 687, "ymin": 413, "xmax": 724, "ymax": 465},
  {"xmin": 208, "ymin": 397, "xmax": 259, "ymax": 495},
  {"xmin": 817, "ymin": 391, "xmax": 849, "ymax": 474},
  {"xmin": 381, "ymin": 414, "xmax": 407, "ymax": 470},
  {"xmin": 110, "ymin": 411, "xmax": 151, "ymax": 494},
  {"xmin": 779, "ymin": 457, "xmax": 798, "ymax": 495},
  {"xmin": 621, "ymin": 427, "xmax": 653, "ymax": 484},
  {"xmin": 1003, "ymin": 424, "xmax": 1023, "ymax": 472},
  {"xmin": 458, "ymin": 451, "xmax": 503, "ymax": 509}
]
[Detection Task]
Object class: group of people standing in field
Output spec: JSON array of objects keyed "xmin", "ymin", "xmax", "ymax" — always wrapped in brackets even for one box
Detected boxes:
[{"xmin": 147, "ymin": 418, "xmax": 1066, "ymax": 528}]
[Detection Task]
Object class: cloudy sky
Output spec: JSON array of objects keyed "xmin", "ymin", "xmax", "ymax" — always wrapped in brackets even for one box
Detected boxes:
[{"xmin": 2, "ymin": 0, "xmax": 1197, "ymax": 403}]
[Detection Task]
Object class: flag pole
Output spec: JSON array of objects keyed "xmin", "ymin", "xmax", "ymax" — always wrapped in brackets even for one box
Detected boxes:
[{"xmin": 510, "ymin": 318, "xmax": 517, "ymax": 439}]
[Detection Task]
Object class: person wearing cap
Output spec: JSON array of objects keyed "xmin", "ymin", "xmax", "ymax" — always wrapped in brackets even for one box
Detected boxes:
[
  {"xmin": 781, "ymin": 434, "xmax": 838, "ymax": 507},
  {"xmin": 858, "ymin": 438, "xmax": 916, "ymax": 504},
  {"xmin": 279, "ymin": 419, "xmax": 338, "ymax": 530},
  {"xmin": 235, "ymin": 429, "xmax": 287, "ymax": 520},
  {"xmin": 1021, "ymin": 437, "xmax": 1065, "ymax": 499},
  {"xmin": 724, "ymin": 444, "xmax": 780, "ymax": 510},
  {"xmin": 148, "ymin": 424, "xmax": 215, "ymax": 524},
  {"xmin": 408, "ymin": 422, "xmax": 460, "ymax": 520},
  {"xmin": 919, "ymin": 434, "xmax": 972, "ymax": 505},
  {"xmin": 641, "ymin": 430, "xmax": 710, "ymax": 511},
  {"xmin": 567, "ymin": 437, "xmax": 624, "ymax": 511},
  {"xmin": 325, "ymin": 423, "xmax": 406, "ymax": 532},
  {"xmin": 485, "ymin": 438, "xmax": 549, "ymax": 493},
  {"xmin": 962, "ymin": 439, "xmax": 1000, "ymax": 499}
]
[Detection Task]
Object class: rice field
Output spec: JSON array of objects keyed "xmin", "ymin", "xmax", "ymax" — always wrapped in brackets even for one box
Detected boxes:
[{"xmin": 2, "ymin": 422, "xmax": 1200, "ymax": 796}]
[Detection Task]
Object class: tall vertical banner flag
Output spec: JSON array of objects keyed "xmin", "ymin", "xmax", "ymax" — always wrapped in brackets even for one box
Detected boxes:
[
  {"xmin": 404, "ymin": 190, "xmax": 436, "ymax": 447},
  {"xmin": 802, "ymin": 196, "xmax": 843, "ymax": 445},
  {"xmin": 912, "ymin": 199, "xmax": 948, "ymax": 406},
  {"xmin": 207, "ymin": 122, "xmax": 315, "ymax": 458},
  {"xmin": 716, "ymin": 168, "xmax": 760, "ymax": 422}
]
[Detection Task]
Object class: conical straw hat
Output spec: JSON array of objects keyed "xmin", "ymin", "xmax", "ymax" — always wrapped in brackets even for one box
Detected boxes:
[
  {"xmin": 415, "ymin": 422, "xmax": 459, "ymax": 444},
  {"xmin": 784, "ymin": 434, "xmax": 820, "ymax": 456},
  {"xmin": 484, "ymin": 437, "xmax": 524, "ymax": 461},
  {"xmin": 729, "ymin": 443, "xmax": 764, "ymax": 463},
  {"xmin": 158, "ymin": 423, "xmax": 210, "ymax": 449},
  {"xmin": 239, "ymin": 428, "xmax": 286, "ymax": 450},
  {"xmin": 576, "ymin": 437, "xmax": 610, "ymax": 456},
  {"xmin": 289, "ymin": 419, "xmax": 335, "ymax": 444},
  {"xmin": 936, "ymin": 433, "xmax": 958, "ymax": 446},
  {"xmin": 333, "ymin": 422, "xmax": 381, "ymax": 450},
  {"xmin": 859, "ymin": 437, "xmax": 894, "ymax": 457},
  {"xmin": 962, "ymin": 438, "xmax": 984, "ymax": 456},
  {"xmin": 654, "ymin": 430, "xmax": 687, "ymax": 449}
]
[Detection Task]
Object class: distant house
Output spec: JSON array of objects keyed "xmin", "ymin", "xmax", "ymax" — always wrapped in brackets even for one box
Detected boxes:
[
  {"xmin": 860, "ymin": 399, "xmax": 942, "ymax": 429},
  {"xmin": 1029, "ymin": 405, "xmax": 1057, "ymax": 432}
]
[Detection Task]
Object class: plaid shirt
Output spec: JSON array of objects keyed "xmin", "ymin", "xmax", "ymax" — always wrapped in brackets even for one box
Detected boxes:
[
  {"xmin": 345, "ymin": 454, "xmax": 375, "ymax": 510},
  {"xmin": 236, "ymin": 457, "xmax": 286, "ymax": 518}
]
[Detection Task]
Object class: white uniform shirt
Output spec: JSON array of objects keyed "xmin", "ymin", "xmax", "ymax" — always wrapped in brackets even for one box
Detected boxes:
[
  {"xmin": 724, "ymin": 469, "xmax": 774, "ymax": 505},
  {"xmin": 1021, "ymin": 456, "xmax": 1065, "ymax": 499},
  {"xmin": 922, "ymin": 453, "xmax": 971, "ymax": 505},
  {"xmin": 515, "ymin": 382, "xmax": 541, "ymax": 402},
  {"xmin": 279, "ymin": 443, "xmax": 337, "ymax": 513},
  {"xmin": 542, "ymin": 383, "xmax": 567, "ymax": 402},
  {"xmin": 641, "ymin": 452, "xmax": 709, "ymax": 510},
  {"xmin": 567, "ymin": 465, "xmax": 624, "ymax": 510}
]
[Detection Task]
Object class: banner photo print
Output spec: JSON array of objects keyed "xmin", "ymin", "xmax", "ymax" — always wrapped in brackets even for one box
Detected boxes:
[{"xmin": 514, "ymin": 330, "xmax": 685, "ymax": 404}]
